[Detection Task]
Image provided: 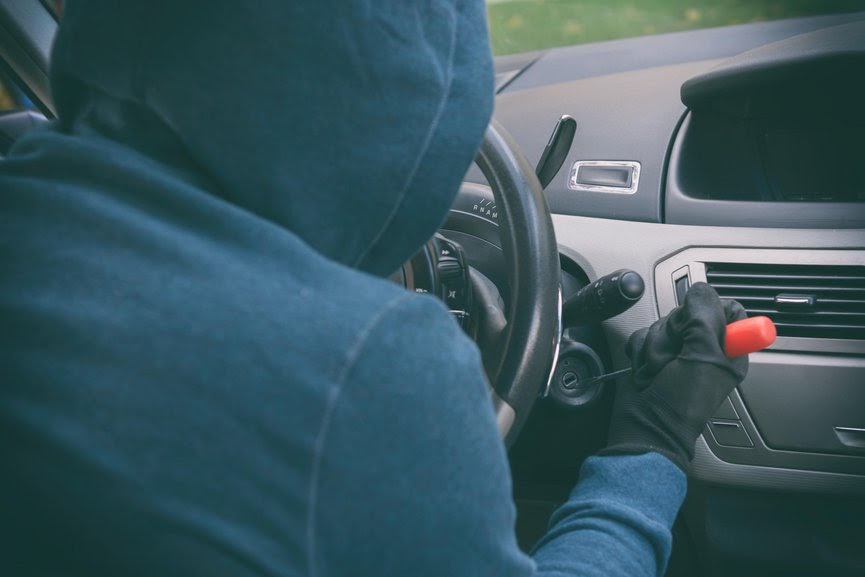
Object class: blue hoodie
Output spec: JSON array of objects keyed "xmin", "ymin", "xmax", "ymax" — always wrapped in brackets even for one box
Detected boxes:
[{"xmin": 0, "ymin": 1, "xmax": 684, "ymax": 575}]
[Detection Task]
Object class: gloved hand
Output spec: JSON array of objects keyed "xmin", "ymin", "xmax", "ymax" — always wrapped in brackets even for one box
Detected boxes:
[{"xmin": 599, "ymin": 282, "xmax": 749, "ymax": 471}]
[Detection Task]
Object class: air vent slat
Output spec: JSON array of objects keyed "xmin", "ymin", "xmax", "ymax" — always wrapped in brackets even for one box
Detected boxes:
[
  {"xmin": 708, "ymin": 282, "xmax": 864, "ymax": 295},
  {"xmin": 706, "ymin": 272, "xmax": 865, "ymax": 283},
  {"xmin": 706, "ymin": 263, "xmax": 865, "ymax": 341},
  {"xmin": 812, "ymin": 298, "xmax": 865, "ymax": 306},
  {"xmin": 773, "ymin": 321, "xmax": 862, "ymax": 331},
  {"xmin": 720, "ymin": 296, "xmax": 865, "ymax": 310},
  {"xmin": 747, "ymin": 309, "xmax": 865, "ymax": 320}
]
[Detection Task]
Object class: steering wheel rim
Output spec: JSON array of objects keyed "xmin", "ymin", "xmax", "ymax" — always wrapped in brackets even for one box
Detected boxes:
[{"xmin": 475, "ymin": 119, "xmax": 561, "ymax": 447}]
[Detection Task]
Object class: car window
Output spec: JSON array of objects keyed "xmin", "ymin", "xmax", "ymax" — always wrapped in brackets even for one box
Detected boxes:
[
  {"xmin": 486, "ymin": 0, "xmax": 865, "ymax": 55},
  {"xmin": 0, "ymin": 68, "xmax": 36, "ymax": 113},
  {"xmin": 39, "ymin": 0, "xmax": 64, "ymax": 21}
]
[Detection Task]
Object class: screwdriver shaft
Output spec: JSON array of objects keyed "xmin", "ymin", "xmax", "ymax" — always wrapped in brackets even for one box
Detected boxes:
[{"xmin": 579, "ymin": 367, "xmax": 633, "ymax": 388}]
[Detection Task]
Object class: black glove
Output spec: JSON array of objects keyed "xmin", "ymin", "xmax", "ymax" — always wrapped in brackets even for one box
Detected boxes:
[{"xmin": 599, "ymin": 282, "xmax": 749, "ymax": 471}]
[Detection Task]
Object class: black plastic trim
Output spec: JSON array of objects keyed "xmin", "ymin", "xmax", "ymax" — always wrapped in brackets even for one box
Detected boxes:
[
  {"xmin": 681, "ymin": 20, "xmax": 865, "ymax": 111},
  {"xmin": 666, "ymin": 114, "xmax": 865, "ymax": 228}
]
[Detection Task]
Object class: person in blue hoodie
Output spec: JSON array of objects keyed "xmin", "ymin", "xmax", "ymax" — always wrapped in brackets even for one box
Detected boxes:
[{"xmin": 0, "ymin": 1, "xmax": 747, "ymax": 575}]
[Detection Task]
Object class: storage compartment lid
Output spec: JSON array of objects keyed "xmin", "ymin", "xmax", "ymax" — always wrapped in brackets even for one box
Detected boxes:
[{"xmin": 739, "ymin": 352, "xmax": 865, "ymax": 456}]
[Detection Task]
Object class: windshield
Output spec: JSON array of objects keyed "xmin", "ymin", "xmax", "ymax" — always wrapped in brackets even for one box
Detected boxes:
[{"xmin": 486, "ymin": 0, "xmax": 865, "ymax": 55}]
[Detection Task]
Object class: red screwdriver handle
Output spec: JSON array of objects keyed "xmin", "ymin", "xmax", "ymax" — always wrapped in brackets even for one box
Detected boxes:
[{"xmin": 724, "ymin": 316, "xmax": 777, "ymax": 357}]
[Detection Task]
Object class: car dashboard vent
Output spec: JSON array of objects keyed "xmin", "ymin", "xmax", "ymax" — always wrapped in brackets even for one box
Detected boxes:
[{"xmin": 705, "ymin": 263, "xmax": 865, "ymax": 341}]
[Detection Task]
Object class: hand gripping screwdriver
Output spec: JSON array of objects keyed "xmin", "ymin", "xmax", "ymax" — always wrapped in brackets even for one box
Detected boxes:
[{"xmin": 580, "ymin": 316, "xmax": 777, "ymax": 388}]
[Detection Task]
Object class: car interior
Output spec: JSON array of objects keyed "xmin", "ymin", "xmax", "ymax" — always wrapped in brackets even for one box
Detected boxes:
[{"xmin": 2, "ymin": 1, "xmax": 864, "ymax": 575}]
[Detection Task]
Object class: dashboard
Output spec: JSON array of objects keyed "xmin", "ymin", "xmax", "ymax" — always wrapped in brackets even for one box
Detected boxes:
[{"xmin": 452, "ymin": 11, "xmax": 865, "ymax": 577}]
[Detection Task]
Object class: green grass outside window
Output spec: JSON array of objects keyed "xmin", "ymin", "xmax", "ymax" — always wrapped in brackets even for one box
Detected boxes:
[{"xmin": 486, "ymin": 0, "xmax": 865, "ymax": 55}]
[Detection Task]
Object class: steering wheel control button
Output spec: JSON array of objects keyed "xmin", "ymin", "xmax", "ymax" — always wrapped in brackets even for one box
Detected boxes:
[
  {"xmin": 444, "ymin": 278, "xmax": 468, "ymax": 311},
  {"xmin": 427, "ymin": 234, "xmax": 472, "ymax": 329},
  {"xmin": 437, "ymin": 238, "xmax": 460, "ymax": 258},
  {"xmin": 437, "ymin": 257, "xmax": 462, "ymax": 279},
  {"xmin": 568, "ymin": 160, "xmax": 640, "ymax": 194}
]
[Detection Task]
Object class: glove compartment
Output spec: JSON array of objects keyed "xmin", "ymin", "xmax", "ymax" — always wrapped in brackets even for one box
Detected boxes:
[{"xmin": 739, "ymin": 352, "xmax": 865, "ymax": 456}]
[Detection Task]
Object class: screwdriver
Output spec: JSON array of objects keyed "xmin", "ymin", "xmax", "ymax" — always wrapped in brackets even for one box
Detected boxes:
[{"xmin": 577, "ymin": 316, "xmax": 777, "ymax": 388}]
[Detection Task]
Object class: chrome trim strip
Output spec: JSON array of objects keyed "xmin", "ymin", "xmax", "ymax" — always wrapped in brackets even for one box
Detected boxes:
[
  {"xmin": 541, "ymin": 284, "xmax": 563, "ymax": 398},
  {"xmin": 492, "ymin": 392, "xmax": 516, "ymax": 438},
  {"xmin": 836, "ymin": 426, "xmax": 865, "ymax": 433},
  {"xmin": 568, "ymin": 160, "xmax": 641, "ymax": 194}
]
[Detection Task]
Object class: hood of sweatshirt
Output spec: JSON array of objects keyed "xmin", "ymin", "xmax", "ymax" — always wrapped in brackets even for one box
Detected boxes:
[{"xmin": 49, "ymin": 0, "xmax": 494, "ymax": 277}]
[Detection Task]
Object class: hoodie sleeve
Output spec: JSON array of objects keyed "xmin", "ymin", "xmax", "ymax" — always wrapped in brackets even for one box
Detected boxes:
[
  {"xmin": 308, "ymin": 294, "xmax": 685, "ymax": 577},
  {"xmin": 531, "ymin": 453, "xmax": 687, "ymax": 577}
]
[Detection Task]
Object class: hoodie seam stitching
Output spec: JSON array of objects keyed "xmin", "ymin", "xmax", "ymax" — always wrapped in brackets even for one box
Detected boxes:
[
  {"xmin": 351, "ymin": 11, "xmax": 459, "ymax": 269},
  {"xmin": 305, "ymin": 292, "xmax": 414, "ymax": 577}
]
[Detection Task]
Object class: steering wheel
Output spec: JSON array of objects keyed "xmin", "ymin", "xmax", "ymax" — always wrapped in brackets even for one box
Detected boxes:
[{"xmin": 470, "ymin": 119, "xmax": 561, "ymax": 446}]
